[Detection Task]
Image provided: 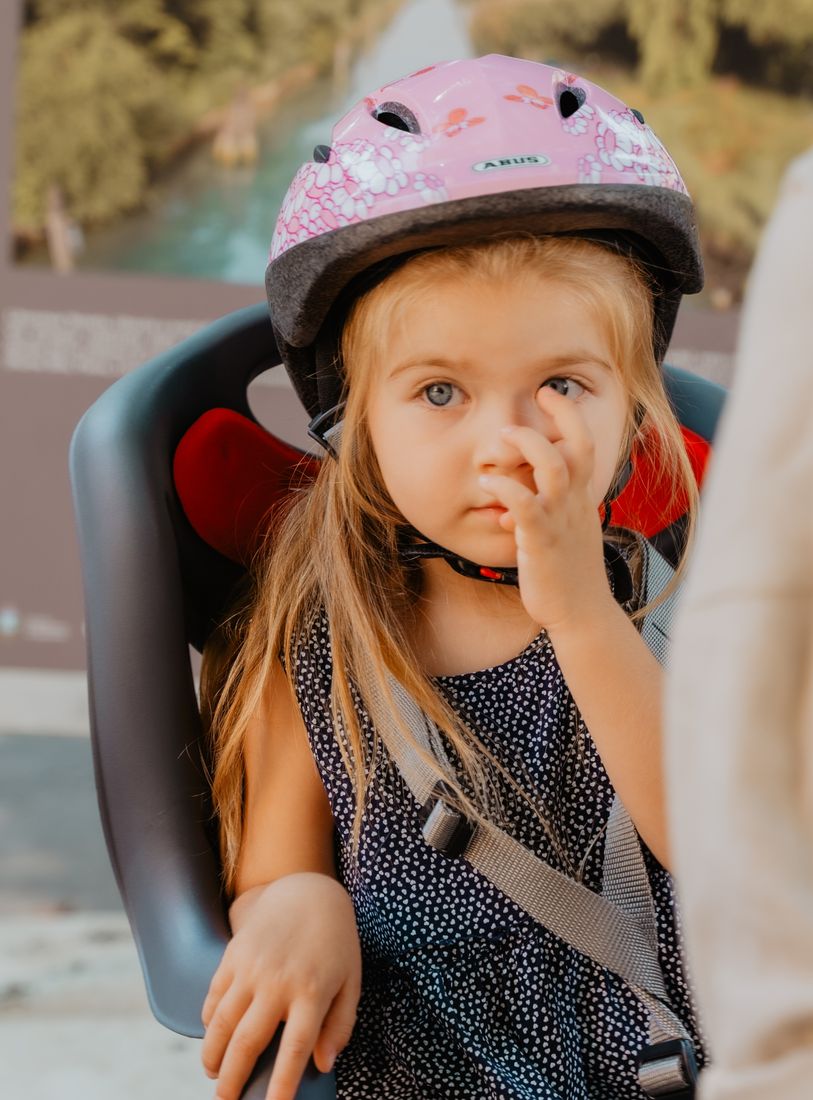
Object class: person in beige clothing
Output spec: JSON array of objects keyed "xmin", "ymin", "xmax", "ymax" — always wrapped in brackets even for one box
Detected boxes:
[{"xmin": 667, "ymin": 146, "xmax": 813, "ymax": 1099}]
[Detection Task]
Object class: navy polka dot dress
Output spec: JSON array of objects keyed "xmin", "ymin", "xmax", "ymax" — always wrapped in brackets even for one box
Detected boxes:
[{"xmin": 291, "ymin": 611, "xmax": 705, "ymax": 1098}]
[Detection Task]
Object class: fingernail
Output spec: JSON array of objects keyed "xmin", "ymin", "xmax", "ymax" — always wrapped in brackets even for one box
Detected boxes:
[{"xmin": 478, "ymin": 475, "xmax": 492, "ymax": 485}]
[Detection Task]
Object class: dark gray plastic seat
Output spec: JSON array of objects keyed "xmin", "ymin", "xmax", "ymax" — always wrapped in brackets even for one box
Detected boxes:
[{"xmin": 70, "ymin": 303, "xmax": 335, "ymax": 1099}]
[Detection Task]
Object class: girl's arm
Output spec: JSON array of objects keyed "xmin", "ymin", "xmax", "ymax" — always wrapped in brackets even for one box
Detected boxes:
[
  {"xmin": 546, "ymin": 595, "xmax": 670, "ymax": 869},
  {"xmin": 201, "ymin": 658, "xmax": 362, "ymax": 1100},
  {"xmin": 482, "ymin": 388, "xmax": 672, "ymax": 870}
]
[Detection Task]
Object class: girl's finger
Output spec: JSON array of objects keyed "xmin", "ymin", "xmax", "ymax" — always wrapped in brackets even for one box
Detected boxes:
[
  {"xmin": 499, "ymin": 424, "xmax": 570, "ymax": 501},
  {"xmin": 201, "ymin": 963, "xmax": 234, "ymax": 1029},
  {"xmin": 313, "ymin": 977, "xmax": 361, "ymax": 1074},
  {"xmin": 201, "ymin": 983, "xmax": 254, "ymax": 1082},
  {"xmin": 498, "ymin": 509, "xmax": 517, "ymax": 534},
  {"xmin": 535, "ymin": 387, "xmax": 595, "ymax": 488},
  {"xmin": 266, "ymin": 999, "xmax": 325, "ymax": 1100},
  {"xmin": 214, "ymin": 997, "xmax": 283, "ymax": 1100},
  {"xmin": 479, "ymin": 473, "xmax": 541, "ymax": 527}
]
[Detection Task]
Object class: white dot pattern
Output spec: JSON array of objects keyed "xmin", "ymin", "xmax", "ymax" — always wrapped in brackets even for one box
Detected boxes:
[{"xmin": 292, "ymin": 612, "xmax": 706, "ymax": 1098}]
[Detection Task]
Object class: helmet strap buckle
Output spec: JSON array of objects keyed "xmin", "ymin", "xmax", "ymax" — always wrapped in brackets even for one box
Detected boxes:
[{"xmin": 307, "ymin": 402, "xmax": 346, "ymax": 459}]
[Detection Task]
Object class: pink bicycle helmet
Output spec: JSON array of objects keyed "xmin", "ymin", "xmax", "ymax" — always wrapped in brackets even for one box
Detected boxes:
[{"xmin": 266, "ymin": 54, "xmax": 703, "ymax": 421}]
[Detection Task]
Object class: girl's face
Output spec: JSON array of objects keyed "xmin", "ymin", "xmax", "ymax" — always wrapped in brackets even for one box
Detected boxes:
[{"xmin": 365, "ymin": 274, "xmax": 630, "ymax": 569}]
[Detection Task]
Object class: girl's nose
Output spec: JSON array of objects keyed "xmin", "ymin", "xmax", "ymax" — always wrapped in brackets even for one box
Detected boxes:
[
  {"xmin": 473, "ymin": 394, "xmax": 544, "ymax": 472},
  {"xmin": 474, "ymin": 429, "xmax": 527, "ymax": 472}
]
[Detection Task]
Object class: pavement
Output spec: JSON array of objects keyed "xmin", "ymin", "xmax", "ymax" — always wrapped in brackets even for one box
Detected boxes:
[{"xmin": 0, "ymin": 674, "xmax": 215, "ymax": 1100}]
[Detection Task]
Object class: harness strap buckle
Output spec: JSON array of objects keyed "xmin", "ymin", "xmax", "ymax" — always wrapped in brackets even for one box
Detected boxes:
[
  {"xmin": 637, "ymin": 1038, "xmax": 698, "ymax": 1098},
  {"xmin": 419, "ymin": 784, "xmax": 474, "ymax": 857}
]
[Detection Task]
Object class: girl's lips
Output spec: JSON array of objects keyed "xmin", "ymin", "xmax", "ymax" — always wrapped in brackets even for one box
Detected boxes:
[{"xmin": 472, "ymin": 504, "xmax": 508, "ymax": 515}]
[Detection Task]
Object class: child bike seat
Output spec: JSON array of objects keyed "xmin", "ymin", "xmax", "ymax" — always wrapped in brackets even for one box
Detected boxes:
[{"xmin": 70, "ymin": 301, "xmax": 725, "ymax": 1099}]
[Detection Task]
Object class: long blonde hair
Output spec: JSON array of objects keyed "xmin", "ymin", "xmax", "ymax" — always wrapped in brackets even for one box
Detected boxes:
[{"xmin": 205, "ymin": 235, "xmax": 698, "ymax": 894}]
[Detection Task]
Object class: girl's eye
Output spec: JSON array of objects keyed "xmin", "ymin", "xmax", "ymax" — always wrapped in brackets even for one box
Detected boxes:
[
  {"xmin": 422, "ymin": 381, "xmax": 459, "ymax": 407},
  {"xmin": 541, "ymin": 377, "xmax": 585, "ymax": 399}
]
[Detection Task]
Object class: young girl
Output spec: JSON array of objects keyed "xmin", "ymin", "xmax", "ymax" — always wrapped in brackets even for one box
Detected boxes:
[{"xmin": 200, "ymin": 56, "xmax": 706, "ymax": 1100}]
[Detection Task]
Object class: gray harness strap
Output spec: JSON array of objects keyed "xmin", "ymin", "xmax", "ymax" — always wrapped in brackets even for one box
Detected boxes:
[{"xmin": 379, "ymin": 538, "xmax": 697, "ymax": 1097}]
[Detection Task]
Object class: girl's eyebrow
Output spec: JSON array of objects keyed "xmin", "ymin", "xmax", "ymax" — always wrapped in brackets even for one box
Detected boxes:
[
  {"xmin": 533, "ymin": 353, "xmax": 614, "ymax": 374},
  {"xmin": 387, "ymin": 355, "xmax": 465, "ymax": 379},
  {"xmin": 387, "ymin": 351, "xmax": 612, "ymax": 379}
]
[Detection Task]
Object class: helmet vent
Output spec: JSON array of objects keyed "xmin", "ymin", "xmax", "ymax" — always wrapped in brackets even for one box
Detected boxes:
[
  {"xmin": 557, "ymin": 85, "xmax": 587, "ymax": 119},
  {"xmin": 372, "ymin": 101, "xmax": 421, "ymax": 134}
]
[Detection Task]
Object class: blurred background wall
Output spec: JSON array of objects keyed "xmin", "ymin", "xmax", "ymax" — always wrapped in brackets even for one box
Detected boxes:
[{"xmin": 1, "ymin": 0, "xmax": 811, "ymax": 692}]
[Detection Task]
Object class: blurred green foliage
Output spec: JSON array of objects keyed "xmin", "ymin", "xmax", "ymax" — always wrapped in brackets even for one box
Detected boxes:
[
  {"xmin": 13, "ymin": 0, "xmax": 387, "ymax": 236},
  {"xmin": 470, "ymin": 0, "xmax": 813, "ymax": 290},
  {"xmin": 470, "ymin": 0, "xmax": 632, "ymax": 69},
  {"xmin": 607, "ymin": 76, "xmax": 813, "ymax": 266},
  {"xmin": 14, "ymin": 9, "xmax": 183, "ymax": 232},
  {"xmin": 470, "ymin": 0, "xmax": 813, "ymax": 94},
  {"xmin": 628, "ymin": 0, "xmax": 719, "ymax": 94}
]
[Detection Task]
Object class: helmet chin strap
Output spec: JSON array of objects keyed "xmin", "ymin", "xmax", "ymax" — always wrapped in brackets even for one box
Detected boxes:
[
  {"xmin": 397, "ymin": 526, "xmax": 520, "ymax": 586},
  {"xmin": 309, "ymin": 408, "xmax": 635, "ymax": 602},
  {"xmin": 396, "ymin": 507, "xmax": 634, "ymax": 607}
]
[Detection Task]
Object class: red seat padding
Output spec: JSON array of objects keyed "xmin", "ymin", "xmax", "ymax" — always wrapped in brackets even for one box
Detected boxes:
[
  {"xmin": 173, "ymin": 410, "xmax": 711, "ymax": 564},
  {"xmin": 173, "ymin": 408, "xmax": 319, "ymax": 564},
  {"xmin": 614, "ymin": 425, "xmax": 710, "ymax": 537}
]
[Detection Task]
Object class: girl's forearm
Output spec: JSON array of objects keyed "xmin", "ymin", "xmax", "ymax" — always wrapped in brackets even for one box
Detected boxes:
[
  {"xmin": 547, "ymin": 595, "xmax": 670, "ymax": 870},
  {"xmin": 232, "ymin": 810, "xmax": 339, "ymax": 915},
  {"xmin": 229, "ymin": 870, "xmax": 341, "ymax": 932}
]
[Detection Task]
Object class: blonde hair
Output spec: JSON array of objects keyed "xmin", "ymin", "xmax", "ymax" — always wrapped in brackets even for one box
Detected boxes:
[{"xmin": 205, "ymin": 235, "xmax": 698, "ymax": 894}]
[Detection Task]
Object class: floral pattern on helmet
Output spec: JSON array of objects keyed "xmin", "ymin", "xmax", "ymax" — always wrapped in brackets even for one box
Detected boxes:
[
  {"xmin": 413, "ymin": 171, "xmax": 448, "ymax": 204},
  {"xmin": 595, "ymin": 111, "xmax": 638, "ymax": 172},
  {"xmin": 578, "ymin": 153, "xmax": 603, "ymax": 184},
  {"xmin": 504, "ymin": 83, "xmax": 554, "ymax": 110},
  {"xmin": 595, "ymin": 109, "xmax": 688, "ymax": 193},
  {"xmin": 639, "ymin": 127, "xmax": 689, "ymax": 194},
  {"xmin": 270, "ymin": 138, "xmax": 448, "ymax": 259},
  {"xmin": 562, "ymin": 102, "xmax": 595, "ymax": 137},
  {"xmin": 433, "ymin": 107, "xmax": 486, "ymax": 137}
]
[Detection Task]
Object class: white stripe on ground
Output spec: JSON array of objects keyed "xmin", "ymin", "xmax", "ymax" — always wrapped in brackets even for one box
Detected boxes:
[
  {"xmin": 1, "ymin": 913, "xmax": 211, "ymax": 1099},
  {"xmin": 0, "ymin": 669, "xmax": 89, "ymax": 736}
]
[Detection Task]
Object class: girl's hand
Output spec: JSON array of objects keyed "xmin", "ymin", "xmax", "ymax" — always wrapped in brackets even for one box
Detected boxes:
[
  {"xmin": 201, "ymin": 872, "xmax": 362, "ymax": 1100},
  {"xmin": 480, "ymin": 386, "xmax": 614, "ymax": 633}
]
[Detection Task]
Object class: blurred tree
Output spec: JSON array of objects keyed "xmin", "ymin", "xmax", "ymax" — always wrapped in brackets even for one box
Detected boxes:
[
  {"xmin": 252, "ymin": 0, "xmax": 367, "ymax": 76},
  {"xmin": 470, "ymin": 0, "xmax": 631, "ymax": 67},
  {"xmin": 26, "ymin": 1, "xmax": 198, "ymax": 67},
  {"xmin": 174, "ymin": 0, "xmax": 258, "ymax": 78},
  {"xmin": 628, "ymin": 0, "xmax": 718, "ymax": 93},
  {"xmin": 12, "ymin": 9, "xmax": 185, "ymax": 234},
  {"xmin": 13, "ymin": 0, "xmax": 396, "ymax": 242},
  {"xmin": 112, "ymin": 1, "xmax": 200, "ymax": 69},
  {"xmin": 471, "ymin": 0, "xmax": 813, "ymax": 93},
  {"xmin": 721, "ymin": 0, "xmax": 813, "ymax": 41},
  {"xmin": 718, "ymin": 0, "xmax": 813, "ymax": 94}
]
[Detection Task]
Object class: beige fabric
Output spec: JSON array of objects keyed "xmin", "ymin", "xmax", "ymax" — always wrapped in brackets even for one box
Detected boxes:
[{"xmin": 666, "ymin": 147, "xmax": 813, "ymax": 1099}]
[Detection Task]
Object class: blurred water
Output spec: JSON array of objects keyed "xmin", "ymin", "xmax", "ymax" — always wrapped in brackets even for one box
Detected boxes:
[{"xmin": 67, "ymin": 0, "xmax": 475, "ymax": 287}]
